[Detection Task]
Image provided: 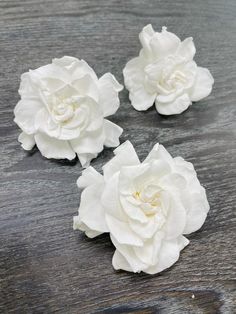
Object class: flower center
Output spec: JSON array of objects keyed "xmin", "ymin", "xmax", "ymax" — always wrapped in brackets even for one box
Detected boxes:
[
  {"xmin": 133, "ymin": 185, "xmax": 162, "ymax": 217},
  {"xmin": 52, "ymin": 96, "xmax": 80, "ymax": 123}
]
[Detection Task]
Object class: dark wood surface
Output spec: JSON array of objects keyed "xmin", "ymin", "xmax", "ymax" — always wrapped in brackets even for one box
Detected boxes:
[{"xmin": 0, "ymin": 0, "xmax": 236, "ymax": 313}]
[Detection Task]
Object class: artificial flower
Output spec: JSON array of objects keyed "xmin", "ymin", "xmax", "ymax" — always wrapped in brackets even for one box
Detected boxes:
[
  {"xmin": 123, "ymin": 25, "xmax": 214, "ymax": 115},
  {"xmin": 14, "ymin": 56, "xmax": 123, "ymax": 166},
  {"xmin": 74, "ymin": 141, "xmax": 209, "ymax": 274}
]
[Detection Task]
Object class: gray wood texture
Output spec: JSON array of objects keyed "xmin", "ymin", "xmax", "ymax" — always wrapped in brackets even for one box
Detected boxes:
[{"xmin": 0, "ymin": 0, "xmax": 236, "ymax": 313}]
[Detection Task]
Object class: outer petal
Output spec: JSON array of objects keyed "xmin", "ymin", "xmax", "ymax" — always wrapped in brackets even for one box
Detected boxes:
[
  {"xmin": 73, "ymin": 217, "xmax": 102, "ymax": 238},
  {"xmin": 53, "ymin": 56, "xmax": 98, "ymax": 82},
  {"xmin": 71, "ymin": 74, "xmax": 99, "ymax": 102},
  {"xmin": 98, "ymin": 73, "xmax": 123, "ymax": 117},
  {"xmin": 112, "ymin": 250, "xmax": 133, "ymax": 272},
  {"xmin": 102, "ymin": 140, "xmax": 140, "ymax": 180},
  {"xmin": 106, "ymin": 214, "xmax": 143, "ymax": 247},
  {"xmin": 144, "ymin": 239, "xmax": 181, "ymax": 274},
  {"xmin": 101, "ymin": 172, "xmax": 127, "ymax": 221},
  {"xmin": 139, "ymin": 25, "xmax": 180, "ymax": 59},
  {"xmin": 155, "ymin": 93, "xmax": 191, "ymax": 115},
  {"xmin": 70, "ymin": 127, "xmax": 105, "ymax": 156},
  {"xmin": 143, "ymin": 143, "xmax": 173, "ymax": 165},
  {"xmin": 111, "ymin": 236, "xmax": 147, "ymax": 272},
  {"xmin": 161, "ymin": 193, "xmax": 187, "ymax": 240},
  {"xmin": 77, "ymin": 166, "xmax": 103, "ymax": 188},
  {"xmin": 34, "ymin": 132, "xmax": 75, "ymax": 160},
  {"xmin": 14, "ymin": 99, "xmax": 43, "ymax": 134},
  {"xmin": 148, "ymin": 26, "xmax": 181, "ymax": 58},
  {"xmin": 78, "ymin": 153, "xmax": 98, "ymax": 168},
  {"xmin": 103, "ymin": 119, "xmax": 123, "ymax": 147},
  {"xmin": 18, "ymin": 132, "xmax": 35, "ymax": 150},
  {"xmin": 176, "ymin": 37, "xmax": 196, "ymax": 61},
  {"xmin": 75, "ymin": 183, "xmax": 108, "ymax": 234},
  {"xmin": 183, "ymin": 189, "xmax": 210, "ymax": 234},
  {"xmin": 190, "ymin": 67, "xmax": 214, "ymax": 102},
  {"xmin": 139, "ymin": 24, "xmax": 155, "ymax": 56},
  {"xmin": 123, "ymin": 57, "xmax": 156, "ymax": 111}
]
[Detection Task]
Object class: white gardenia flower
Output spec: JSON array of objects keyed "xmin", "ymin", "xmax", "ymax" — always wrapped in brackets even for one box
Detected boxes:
[
  {"xmin": 73, "ymin": 141, "xmax": 209, "ymax": 274},
  {"xmin": 123, "ymin": 25, "xmax": 214, "ymax": 115},
  {"xmin": 14, "ymin": 56, "xmax": 123, "ymax": 167}
]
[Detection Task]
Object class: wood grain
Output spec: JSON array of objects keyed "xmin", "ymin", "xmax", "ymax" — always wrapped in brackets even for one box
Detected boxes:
[{"xmin": 0, "ymin": 0, "xmax": 236, "ymax": 313}]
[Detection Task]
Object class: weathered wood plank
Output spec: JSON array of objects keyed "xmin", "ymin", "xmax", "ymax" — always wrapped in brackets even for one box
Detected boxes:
[{"xmin": 0, "ymin": 0, "xmax": 235, "ymax": 313}]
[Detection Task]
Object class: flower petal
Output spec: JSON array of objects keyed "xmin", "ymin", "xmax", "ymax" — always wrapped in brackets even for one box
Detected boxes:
[
  {"xmin": 183, "ymin": 189, "xmax": 209, "ymax": 234},
  {"xmin": 18, "ymin": 132, "xmax": 35, "ymax": 150},
  {"xmin": 102, "ymin": 140, "xmax": 140, "ymax": 180},
  {"xmin": 112, "ymin": 250, "xmax": 133, "ymax": 272},
  {"xmin": 106, "ymin": 214, "xmax": 143, "ymax": 247},
  {"xmin": 143, "ymin": 143, "xmax": 173, "ymax": 165},
  {"xmin": 129, "ymin": 86, "xmax": 156, "ymax": 111},
  {"xmin": 98, "ymin": 73, "xmax": 123, "ymax": 117},
  {"xmin": 190, "ymin": 67, "xmax": 214, "ymax": 102},
  {"xmin": 176, "ymin": 37, "xmax": 196, "ymax": 61},
  {"xmin": 77, "ymin": 166, "xmax": 103, "ymax": 188},
  {"xmin": 14, "ymin": 99, "xmax": 43, "ymax": 134},
  {"xmin": 103, "ymin": 119, "xmax": 123, "ymax": 147},
  {"xmin": 123, "ymin": 56, "xmax": 156, "ymax": 111},
  {"xmin": 110, "ymin": 235, "xmax": 146, "ymax": 272},
  {"xmin": 144, "ymin": 239, "xmax": 180, "ymax": 274},
  {"xmin": 76, "ymin": 183, "xmax": 108, "ymax": 234},
  {"xmin": 139, "ymin": 24, "xmax": 156, "ymax": 56},
  {"xmin": 155, "ymin": 93, "xmax": 191, "ymax": 115},
  {"xmin": 149, "ymin": 26, "xmax": 181, "ymax": 58},
  {"xmin": 78, "ymin": 153, "xmax": 98, "ymax": 168},
  {"xmin": 162, "ymin": 193, "xmax": 187, "ymax": 240},
  {"xmin": 73, "ymin": 216, "xmax": 103, "ymax": 238},
  {"xmin": 71, "ymin": 74, "xmax": 99, "ymax": 102},
  {"xmin": 34, "ymin": 132, "xmax": 75, "ymax": 160},
  {"xmin": 101, "ymin": 172, "xmax": 126, "ymax": 221},
  {"xmin": 53, "ymin": 56, "xmax": 98, "ymax": 82},
  {"xmin": 70, "ymin": 127, "xmax": 105, "ymax": 155}
]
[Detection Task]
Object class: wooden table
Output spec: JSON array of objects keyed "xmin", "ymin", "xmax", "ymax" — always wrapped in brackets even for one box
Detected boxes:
[{"xmin": 0, "ymin": 0, "xmax": 235, "ymax": 313}]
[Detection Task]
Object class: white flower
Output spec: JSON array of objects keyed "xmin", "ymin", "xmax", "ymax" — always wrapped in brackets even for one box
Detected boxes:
[
  {"xmin": 123, "ymin": 25, "xmax": 214, "ymax": 115},
  {"xmin": 73, "ymin": 141, "xmax": 209, "ymax": 274},
  {"xmin": 14, "ymin": 56, "xmax": 123, "ymax": 167}
]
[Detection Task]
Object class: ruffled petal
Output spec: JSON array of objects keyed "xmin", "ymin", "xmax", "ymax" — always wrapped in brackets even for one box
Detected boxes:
[
  {"xmin": 73, "ymin": 216, "xmax": 103, "ymax": 238},
  {"xmin": 14, "ymin": 99, "xmax": 43, "ymax": 134},
  {"xmin": 18, "ymin": 132, "xmax": 35, "ymax": 150},
  {"xmin": 143, "ymin": 143, "xmax": 173, "ymax": 165},
  {"xmin": 75, "ymin": 183, "xmax": 108, "ymax": 234},
  {"xmin": 112, "ymin": 250, "xmax": 133, "ymax": 272},
  {"xmin": 183, "ymin": 189, "xmax": 210, "ymax": 234},
  {"xmin": 106, "ymin": 214, "xmax": 143, "ymax": 247},
  {"xmin": 70, "ymin": 127, "xmax": 105, "ymax": 156},
  {"xmin": 53, "ymin": 56, "xmax": 98, "ymax": 82},
  {"xmin": 144, "ymin": 239, "xmax": 180, "ymax": 274},
  {"xmin": 77, "ymin": 166, "xmax": 103, "ymax": 188},
  {"xmin": 102, "ymin": 140, "xmax": 140, "ymax": 180},
  {"xmin": 78, "ymin": 153, "xmax": 98, "ymax": 168},
  {"xmin": 123, "ymin": 57, "xmax": 156, "ymax": 111},
  {"xmin": 129, "ymin": 86, "xmax": 156, "ymax": 111},
  {"xmin": 34, "ymin": 132, "xmax": 75, "ymax": 160},
  {"xmin": 139, "ymin": 24, "xmax": 156, "ymax": 56},
  {"xmin": 103, "ymin": 119, "xmax": 123, "ymax": 147},
  {"xmin": 149, "ymin": 26, "xmax": 181, "ymax": 58},
  {"xmin": 101, "ymin": 172, "xmax": 126, "ymax": 221},
  {"xmin": 98, "ymin": 73, "xmax": 123, "ymax": 117},
  {"xmin": 176, "ymin": 37, "xmax": 196, "ymax": 61},
  {"xmin": 162, "ymin": 193, "xmax": 187, "ymax": 240},
  {"xmin": 110, "ymin": 236, "xmax": 146, "ymax": 272},
  {"xmin": 155, "ymin": 93, "xmax": 191, "ymax": 115},
  {"xmin": 71, "ymin": 74, "xmax": 99, "ymax": 102},
  {"xmin": 190, "ymin": 67, "xmax": 214, "ymax": 102}
]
